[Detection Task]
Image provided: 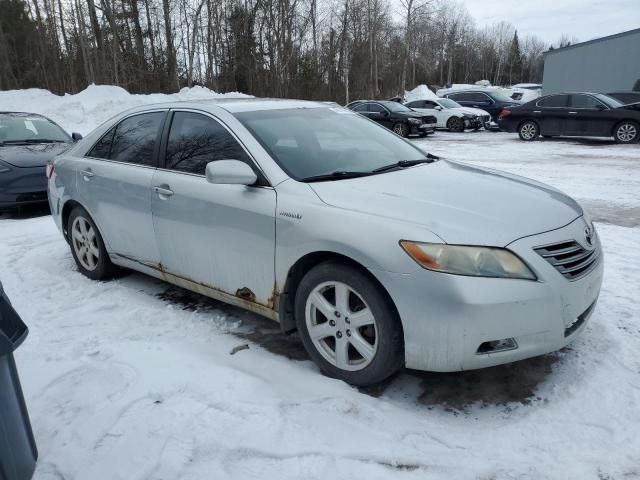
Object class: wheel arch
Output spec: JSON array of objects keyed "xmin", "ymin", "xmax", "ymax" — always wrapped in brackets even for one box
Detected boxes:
[
  {"xmin": 277, "ymin": 250, "xmax": 401, "ymax": 335},
  {"xmin": 61, "ymin": 199, "xmax": 85, "ymax": 242},
  {"xmin": 518, "ymin": 118, "xmax": 540, "ymax": 130}
]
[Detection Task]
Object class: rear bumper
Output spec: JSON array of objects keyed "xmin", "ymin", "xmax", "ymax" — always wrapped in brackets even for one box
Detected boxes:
[
  {"xmin": 497, "ymin": 118, "xmax": 518, "ymax": 132},
  {"xmin": 0, "ymin": 166, "xmax": 48, "ymax": 209}
]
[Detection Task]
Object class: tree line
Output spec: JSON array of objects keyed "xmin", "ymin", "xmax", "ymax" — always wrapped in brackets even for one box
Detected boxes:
[{"xmin": 0, "ymin": 0, "xmax": 568, "ymax": 102}]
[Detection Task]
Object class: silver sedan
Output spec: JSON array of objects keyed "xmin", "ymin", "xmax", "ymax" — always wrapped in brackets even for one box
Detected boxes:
[{"xmin": 47, "ymin": 99, "xmax": 603, "ymax": 386}]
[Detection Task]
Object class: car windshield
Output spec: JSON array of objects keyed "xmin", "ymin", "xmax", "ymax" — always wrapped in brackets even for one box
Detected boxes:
[
  {"xmin": 594, "ymin": 94, "xmax": 624, "ymax": 108},
  {"xmin": 381, "ymin": 101, "xmax": 412, "ymax": 113},
  {"xmin": 0, "ymin": 115, "xmax": 69, "ymax": 144},
  {"xmin": 234, "ymin": 107, "xmax": 428, "ymax": 180},
  {"xmin": 438, "ymin": 98, "xmax": 461, "ymax": 109},
  {"xmin": 489, "ymin": 91, "xmax": 515, "ymax": 102}
]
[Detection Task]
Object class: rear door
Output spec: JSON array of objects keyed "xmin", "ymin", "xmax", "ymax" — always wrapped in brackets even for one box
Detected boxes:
[
  {"xmin": 151, "ymin": 110, "xmax": 276, "ymax": 308},
  {"xmin": 76, "ymin": 111, "xmax": 166, "ymax": 266},
  {"xmin": 535, "ymin": 94, "xmax": 569, "ymax": 135}
]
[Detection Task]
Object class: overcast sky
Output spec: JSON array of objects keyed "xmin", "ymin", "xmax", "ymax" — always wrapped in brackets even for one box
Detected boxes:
[{"xmin": 459, "ymin": 0, "xmax": 640, "ymax": 45}]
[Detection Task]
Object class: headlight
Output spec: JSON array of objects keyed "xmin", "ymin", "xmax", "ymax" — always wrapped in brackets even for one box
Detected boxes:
[
  {"xmin": 0, "ymin": 160, "xmax": 12, "ymax": 173},
  {"xmin": 407, "ymin": 118, "xmax": 421, "ymax": 124},
  {"xmin": 400, "ymin": 241, "xmax": 536, "ymax": 280}
]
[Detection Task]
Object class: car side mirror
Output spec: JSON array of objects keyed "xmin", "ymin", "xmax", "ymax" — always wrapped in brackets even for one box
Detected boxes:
[
  {"xmin": 596, "ymin": 104, "xmax": 606, "ymax": 111},
  {"xmin": 72, "ymin": 132, "xmax": 83, "ymax": 142},
  {"xmin": 206, "ymin": 160, "xmax": 257, "ymax": 186},
  {"xmin": 434, "ymin": 105, "xmax": 443, "ymax": 111}
]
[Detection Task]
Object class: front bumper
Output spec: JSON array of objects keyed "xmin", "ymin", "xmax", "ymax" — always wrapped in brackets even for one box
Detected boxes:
[
  {"xmin": 412, "ymin": 123, "xmax": 436, "ymax": 135},
  {"xmin": 372, "ymin": 216, "xmax": 603, "ymax": 372},
  {"xmin": 464, "ymin": 117, "xmax": 482, "ymax": 129},
  {"xmin": 0, "ymin": 166, "xmax": 48, "ymax": 209}
]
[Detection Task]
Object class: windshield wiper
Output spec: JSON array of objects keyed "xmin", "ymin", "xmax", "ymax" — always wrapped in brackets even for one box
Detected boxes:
[
  {"xmin": 372, "ymin": 153, "xmax": 440, "ymax": 173},
  {"xmin": 299, "ymin": 171, "xmax": 375, "ymax": 183}
]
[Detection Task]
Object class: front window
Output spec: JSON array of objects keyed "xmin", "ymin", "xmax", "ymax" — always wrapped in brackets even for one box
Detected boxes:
[
  {"xmin": 438, "ymin": 98, "xmax": 461, "ymax": 109},
  {"xmin": 488, "ymin": 91, "xmax": 514, "ymax": 103},
  {"xmin": 234, "ymin": 107, "xmax": 427, "ymax": 180},
  {"xmin": 0, "ymin": 115, "xmax": 70, "ymax": 144}
]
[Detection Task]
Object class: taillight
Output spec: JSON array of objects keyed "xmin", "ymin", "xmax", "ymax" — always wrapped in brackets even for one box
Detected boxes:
[
  {"xmin": 46, "ymin": 162, "xmax": 55, "ymax": 179},
  {"xmin": 499, "ymin": 110, "xmax": 511, "ymax": 118}
]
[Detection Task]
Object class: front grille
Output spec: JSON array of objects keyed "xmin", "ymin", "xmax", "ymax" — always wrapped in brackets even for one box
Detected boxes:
[
  {"xmin": 534, "ymin": 239, "xmax": 601, "ymax": 281},
  {"xmin": 16, "ymin": 191, "xmax": 47, "ymax": 202}
]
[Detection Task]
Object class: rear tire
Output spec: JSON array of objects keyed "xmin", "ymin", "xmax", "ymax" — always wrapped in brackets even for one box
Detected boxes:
[
  {"xmin": 295, "ymin": 262, "xmax": 404, "ymax": 386},
  {"xmin": 518, "ymin": 120, "xmax": 540, "ymax": 141},
  {"xmin": 392, "ymin": 122, "xmax": 409, "ymax": 137},
  {"xmin": 614, "ymin": 121, "xmax": 639, "ymax": 144},
  {"xmin": 67, "ymin": 206, "xmax": 117, "ymax": 280},
  {"xmin": 447, "ymin": 116, "xmax": 465, "ymax": 132}
]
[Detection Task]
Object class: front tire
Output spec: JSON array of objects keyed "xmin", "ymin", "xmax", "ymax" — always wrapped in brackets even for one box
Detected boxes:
[
  {"xmin": 518, "ymin": 120, "xmax": 540, "ymax": 141},
  {"xmin": 447, "ymin": 116, "xmax": 465, "ymax": 132},
  {"xmin": 392, "ymin": 122, "xmax": 409, "ymax": 137},
  {"xmin": 614, "ymin": 121, "xmax": 639, "ymax": 144},
  {"xmin": 295, "ymin": 262, "xmax": 404, "ymax": 386},
  {"xmin": 67, "ymin": 206, "xmax": 117, "ymax": 280}
]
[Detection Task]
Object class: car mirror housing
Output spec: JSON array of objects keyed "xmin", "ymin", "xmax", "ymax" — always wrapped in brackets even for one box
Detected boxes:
[
  {"xmin": 71, "ymin": 132, "xmax": 83, "ymax": 142},
  {"xmin": 205, "ymin": 160, "xmax": 257, "ymax": 186},
  {"xmin": 434, "ymin": 105, "xmax": 443, "ymax": 111}
]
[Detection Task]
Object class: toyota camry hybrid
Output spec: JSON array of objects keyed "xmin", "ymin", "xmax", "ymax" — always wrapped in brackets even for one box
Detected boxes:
[{"xmin": 47, "ymin": 99, "xmax": 603, "ymax": 386}]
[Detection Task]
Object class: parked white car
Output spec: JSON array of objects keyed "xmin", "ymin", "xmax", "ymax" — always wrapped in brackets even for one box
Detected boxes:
[{"xmin": 405, "ymin": 98, "xmax": 491, "ymax": 131}]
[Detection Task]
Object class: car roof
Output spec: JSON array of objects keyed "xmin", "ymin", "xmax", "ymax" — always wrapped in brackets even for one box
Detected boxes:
[{"xmin": 124, "ymin": 97, "xmax": 331, "ymax": 115}]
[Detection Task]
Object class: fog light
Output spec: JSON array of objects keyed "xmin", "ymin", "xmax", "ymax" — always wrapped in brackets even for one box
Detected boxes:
[{"xmin": 476, "ymin": 338, "xmax": 518, "ymax": 354}]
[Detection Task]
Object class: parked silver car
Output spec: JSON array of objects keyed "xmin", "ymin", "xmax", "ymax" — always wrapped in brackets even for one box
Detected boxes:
[{"xmin": 48, "ymin": 99, "xmax": 603, "ymax": 386}]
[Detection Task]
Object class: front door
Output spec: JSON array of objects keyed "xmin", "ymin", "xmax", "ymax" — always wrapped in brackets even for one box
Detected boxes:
[
  {"xmin": 151, "ymin": 110, "xmax": 277, "ymax": 308},
  {"xmin": 76, "ymin": 111, "xmax": 166, "ymax": 266},
  {"xmin": 567, "ymin": 94, "xmax": 611, "ymax": 136}
]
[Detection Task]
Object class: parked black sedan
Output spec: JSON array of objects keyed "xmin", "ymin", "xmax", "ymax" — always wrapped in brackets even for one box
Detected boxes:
[
  {"xmin": 440, "ymin": 90, "xmax": 520, "ymax": 123},
  {"xmin": 498, "ymin": 93, "xmax": 640, "ymax": 144},
  {"xmin": 0, "ymin": 112, "xmax": 80, "ymax": 211},
  {"xmin": 346, "ymin": 100, "xmax": 436, "ymax": 137}
]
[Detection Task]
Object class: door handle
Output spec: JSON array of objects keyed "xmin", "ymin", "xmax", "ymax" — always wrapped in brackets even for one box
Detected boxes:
[
  {"xmin": 80, "ymin": 169, "xmax": 94, "ymax": 180},
  {"xmin": 569, "ymin": 111, "xmax": 578, "ymax": 114},
  {"xmin": 153, "ymin": 185, "xmax": 174, "ymax": 197}
]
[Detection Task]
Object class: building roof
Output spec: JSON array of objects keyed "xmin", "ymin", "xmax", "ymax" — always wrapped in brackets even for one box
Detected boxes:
[{"xmin": 544, "ymin": 28, "xmax": 640, "ymax": 56}]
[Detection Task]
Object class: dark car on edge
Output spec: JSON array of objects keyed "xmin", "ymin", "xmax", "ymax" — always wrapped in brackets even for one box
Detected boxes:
[
  {"xmin": 440, "ymin": 90, "xmax": 519, "ymax": 123},
  {"xmin": 606, "ymin": 92, "xmax": 640, "ymax": 105},
  {"xmin": 0, "ymin": 112, "xmax": 80, "ymax": 211},
  {"xmin": 346, "ymin": 100, "xmax": 437, "ymax": 137},
  {"xmin": 497, "ymin": 92, "xmax": 640, "ymax": 144}
]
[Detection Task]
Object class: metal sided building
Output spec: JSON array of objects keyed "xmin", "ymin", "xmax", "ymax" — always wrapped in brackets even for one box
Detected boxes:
[{"xmin": 542, "ymin": 28, "xmax": 640, "ymax": 95}]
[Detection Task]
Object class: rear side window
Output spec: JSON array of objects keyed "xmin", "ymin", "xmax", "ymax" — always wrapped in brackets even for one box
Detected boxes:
[
  {"xmin": 538, "ymin": 95, "xmax": 569, "ymax": 108},
  {"xmin": 88, "ymin": 112, "xmax": 164, "ymax": 166},
  {"xmin": 570, "ymin": 95, "xmax": 604, "ymax": 109},
  {"xmin": 165, "ymin": 111, "xmax": 249, "ymax": 175},
  {"xmin": 369, "ymin": 103, "xmax": 386, "ymax": 113},
  {"xmin": 352, "ymin": 103, "xmax": 369, "ymax": 112},
  {"xmin": 449, "ymin": 92, "xmax": 475, "ymax": 102}
]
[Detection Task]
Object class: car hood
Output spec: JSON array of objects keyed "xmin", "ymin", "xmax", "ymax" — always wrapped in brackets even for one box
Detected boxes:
[
  {"xmin": 309, "ymin": 160, "xmax": 582, "ymax": 246},
  {"xmin": 0, "ymin": 143, "xmax": 70, "ymax": 168}
]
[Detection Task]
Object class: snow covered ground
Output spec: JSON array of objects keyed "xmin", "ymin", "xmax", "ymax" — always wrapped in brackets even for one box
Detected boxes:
[{"xmin": 1, "ymin": 88, "xmax": 640, "ymax": 479}]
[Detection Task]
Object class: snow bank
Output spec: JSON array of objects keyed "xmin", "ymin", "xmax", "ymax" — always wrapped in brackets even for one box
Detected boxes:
[
  {"xmin": 404, "ymin": 84, "xmax": 439, "ymax": 103},
  {"xmin": 0, "ymin": 84, "xmax": 250, "ymax": 135}
]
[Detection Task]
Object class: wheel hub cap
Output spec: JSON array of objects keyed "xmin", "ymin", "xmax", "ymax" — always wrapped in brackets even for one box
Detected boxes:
[
  {"xmin": 71, "ymin": 217, "xmax": 99, "ymax": 271},
  {"xmin": 305, "ymin": 281, "xmax": 378, "ymax": 371},
  {"xmin": 618, "ymin": 124, "xmax": 636, "ymax": 142}
]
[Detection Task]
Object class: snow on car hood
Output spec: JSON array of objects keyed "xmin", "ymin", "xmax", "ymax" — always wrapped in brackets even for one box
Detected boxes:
[
  {"xmin": 0, "ymin": 142, "xmax": 70, "ymax": 168},
  {"xmin": 309, "ymin": 160, "xmax": 582, "ymax": 246}
]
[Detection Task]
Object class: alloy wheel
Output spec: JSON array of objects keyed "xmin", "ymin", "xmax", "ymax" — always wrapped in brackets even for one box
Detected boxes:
[
  {"xmin": 71, "ymin": 216, "xmax": 100, "ymax": 271},
  {"xmin": 520, "ymin": 122, "xmax": 537, "ymax": 140},
  {"xmin": 305, "ymin": 281, "xmax": 378, "ymax": 371},
  {"xmin": 617, "ymin": 123, "xmax": 637, "ymax": 143},
  {"xmin": 393, "ymin": 123, "xmax": 407, "ymax": 136}
]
